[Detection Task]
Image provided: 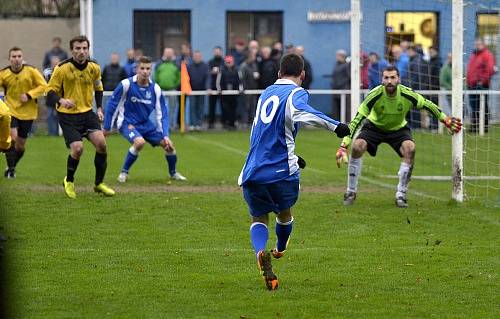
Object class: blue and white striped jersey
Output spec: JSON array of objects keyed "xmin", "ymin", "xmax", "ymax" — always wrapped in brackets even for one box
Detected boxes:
[
  {"xmin": 238, "ymin": 79, "xmax": 341, "ymax": 186},
  {"xmin": 103, "ymin": 75, "xmax": 169, "ymax": 137}
]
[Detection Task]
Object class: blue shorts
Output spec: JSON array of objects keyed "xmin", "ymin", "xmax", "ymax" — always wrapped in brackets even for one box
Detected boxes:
[
  {"xmin": 242, "ymin": 180, "xmax": 300, "ymax": 217},
  {"xmin": 120, "ymin": 124, "xmax": 163, "ymax": 146}
]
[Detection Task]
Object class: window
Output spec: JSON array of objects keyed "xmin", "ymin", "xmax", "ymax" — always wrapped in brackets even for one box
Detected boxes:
[
  {"xmin": 226, "ymin": 12, "xmax": 283, "ymax": 50},
  {"xmin": 134, "ymin": 10, "xmax": 191, "ymax": 59},
  {"xmin": 477, "ymin": 12, "xmax": 499, "ymax": 53},
  {"xmin": 385, "ymin": 11, "xmax": 439, "ymax": 60}
]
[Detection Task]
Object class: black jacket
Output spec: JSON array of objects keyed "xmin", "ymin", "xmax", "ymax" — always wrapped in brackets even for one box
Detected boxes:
[
  {"xmin": 259, "ymin": 58, "xmax": 279, "ymax": 89},
  {"xmin": 102, "ymin": 63, "xmax": 127, "ymax": 91},
  {"xmin": 208, "ymin": 56, "xmax": 223, "ymax": 90},
  {"xmin": 331, "ymin": 61, "xmax": 350, "ymax": 89}
]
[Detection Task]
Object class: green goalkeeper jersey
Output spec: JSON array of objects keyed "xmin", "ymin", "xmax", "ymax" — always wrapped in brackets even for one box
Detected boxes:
[{"xmin": 341, "ymin": 84, "xmax": 447, "ymax": 148}]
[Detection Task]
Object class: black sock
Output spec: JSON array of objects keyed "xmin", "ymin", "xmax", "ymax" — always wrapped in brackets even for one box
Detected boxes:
[
  {"xmin": 5, "ymin": 146, "xmax": 17, "ymax": 170},
  {"xmin": 94, "ymin": 152, "xmax": 107, "ymax": 185},
  {"xmin": 67, "ymin": 155, "xmax": 80, "ymax": 182},
  {"xmin": 14, "ymin": 149, "xmax": 24, "ymax": 166}
]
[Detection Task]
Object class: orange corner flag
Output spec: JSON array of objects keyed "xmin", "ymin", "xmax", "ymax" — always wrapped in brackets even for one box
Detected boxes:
[{"xmin": 180, "ymin": 61, "xmax": 192, "ymax": 95}]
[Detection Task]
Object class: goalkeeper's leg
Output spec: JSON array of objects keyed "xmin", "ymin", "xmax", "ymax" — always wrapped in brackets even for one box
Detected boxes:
[
  {"xmin": 396, "ymin": 140, "xmax": 415, "ymax": 207},
  {"xmin": 345, "ymin": 139, "xmax": 367, "ymax": 205}
]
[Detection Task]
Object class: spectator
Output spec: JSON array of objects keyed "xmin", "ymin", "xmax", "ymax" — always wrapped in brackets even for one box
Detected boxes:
[
  {"xmin": 102, "ymin": 52, "xmax": 127, "ymax": 91},
  {"xmin": 407, "ymin": 45, "xmax": 430, "ymax": 128},
  {"xmin": 259, "ymin": 46, "xmax": 279, "ymax": 89},
  {"xmin": 466, "ymin": 38, "xmax": 496, "ymax": 133},
  {"xmin": 208, "ymin": 46, "xmax": 224, "ymax": 129},
  {"xmin": 230, "ymin": 38, "xmax": 246, "ymax": 66},
  {"xmin": 368, "ymin": 52, "xmax": 389, "ymax": 89},
  {"xmin": 239, "ymin": 50, "xmax": 260, "ymax": 126},
  {"xmin": 295, "ymin": 46, "xmax": 313, "ymax": 89},
  {"xmin": 123, "ymin": 48, "xmax": 137, "ymax": 77},
  {"xmin": 360, "ymin": 52, "xmax": 369, "ymax": 89},
  {"xmin": 42, "ymin": 37, "xmax": 68, "ymax": 70},
  {"xmin": 391, "ymin": 45, "xmax": 409, "ymax": 85},
  {"xmin": 217, "ymin": 55, "xmax": 240, "ymax": 129},
  {"xmin": 43, "ymin": 55, "xmax": 61, "ymax": 136},
  {"xmin": 272, "ymin": 41, "xmax": 283, "ymax": 56},
  {"xmin": 188, "ymin": 50, "xmax": 209, "ymax": 131},
  {"xmin": 285, "ymin": 43, "xmax": 295, "ymax": 54},
  {"xmin": 439, "ymin": 53, "xmax": 452, "ymax": 114},
  {"xmin": 427, "ymin": 46, "xmax": 442, "ymax": 129},
  {"xmin": 176, "ymin": 42, "xmax": 193, "ymax": 67},
  {"xmin": 154, "ymin": 47, "xmax": 180, "ymax": 129},
  {"xmin": 248, "ymin": 40, "xmax": 260, "ymax": 56},
  {"xmin": 331, "ymin": 49, "xmax": 351, "ymax": 120}
]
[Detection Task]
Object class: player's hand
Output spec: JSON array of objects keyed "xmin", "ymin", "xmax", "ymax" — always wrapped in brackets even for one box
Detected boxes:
[
  {"xmin": 96, "ymin": 108, "xmax": 104, "ymax": 122},
  {"xmin": 163, "ymin": 137, "xmax": 174, "ymax": 153},
  {"xmin": 334, "ymin": 123, "xmax": 350, "ymax": 138},
  {"xmin": 20, "ymin": 93, "xmax": 29, "ymax": 103},
  {"xmin": 297, "ymin": 155, "xmax": 306, "ymax": 169},
  {"xmin": 59, "ymin": 98, "xmax": 75, "ymax": 109},
  {"xmin": 335, "ymin": 145, "xmax": 349, "ymax": 168},
  {"xmin": 442, "ymin": 116, "xmax": 462, "ymax": 134}
]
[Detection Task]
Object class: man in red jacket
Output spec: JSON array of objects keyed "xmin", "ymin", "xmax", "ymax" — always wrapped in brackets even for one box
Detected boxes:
[{"xmin": 466, "ymin": 38, "xmax": 496, "ymax": 133}]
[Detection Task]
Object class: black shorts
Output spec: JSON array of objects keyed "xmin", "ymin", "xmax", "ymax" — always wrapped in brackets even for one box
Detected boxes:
[
  {"xmin": 57, "ymin": 110, "xmax": 101, "ymax": 148},
  {"xmin": 356, "ymin": 121, "xmax": 413, "ymax": 157},
  {"xmin": 10, "ymin": 117, "xmax": 33, "ymax": 139}
]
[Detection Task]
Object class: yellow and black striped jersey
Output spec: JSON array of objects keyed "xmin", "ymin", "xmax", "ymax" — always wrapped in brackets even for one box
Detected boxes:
[
  {"xmin": 0, "ymin": 64, "xmax": 47, "ymax": 120},
  {"xmin": 47, "ymin": 58, "xmax": 103, "ymax": 114},
  {"xmin": 0, "ymin": 99, "xmax": 11, "ymax": 150}
]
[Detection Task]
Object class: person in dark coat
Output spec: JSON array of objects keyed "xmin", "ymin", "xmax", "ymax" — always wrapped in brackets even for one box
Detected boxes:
[
  {"xmin": 207, "ymin": 46, "xmax": 224, "ymax": 129},
  {"xmin": 102, "ymin": 53, "xmax": 127, "ymax": 91},
  {"xmin": 188, "ymin": 50, "xmax": 209, "ymax": 130},
  {"xmin": 217, "ymin": 55, "xmax": 240, "ymax": 129},
  {"xmin": 331, "ymin": 49, "xmax": 351, "ymax": 120},
  {"xmin": 239, "ymin": 51, "xmax": 260, "ymax": 125},
  {"xmin": 259, "ymin": 46, "xmax": 279, "ymax": 89},
  {"xmin": 295, "ymin": 46, "xmax": 313, "ymax": 89}
]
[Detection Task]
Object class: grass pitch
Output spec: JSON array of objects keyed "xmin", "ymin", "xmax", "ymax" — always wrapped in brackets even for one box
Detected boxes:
[{"xmin": 0, "ymin": 130, "xmax": 498, "ymax": 318}]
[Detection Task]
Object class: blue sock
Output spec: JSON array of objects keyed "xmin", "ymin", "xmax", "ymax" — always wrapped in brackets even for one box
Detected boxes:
[
  {"xmin": 250, "ymin": 222, "xmax": 268, "ymax": 257},
  {"xmin": 166, "ymin": 154, "xmax": 177, "ymax": 176},
  {"xmin": 275, "ymin": 217, "xmax": 293, "ymax": 252},
  {"xmin": 122, "ymin": 147, "xmax": 138, "ymax": 173}
]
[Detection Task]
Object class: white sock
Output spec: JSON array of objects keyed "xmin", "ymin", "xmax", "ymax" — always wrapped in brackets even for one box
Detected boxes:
[
  {"xmin": 129, "ymin": 146, "xmax": 138, "ymax": 155},
  {"xmin": 347, "ymin": 157, "xmax": 362, "ymax": 192},
  {"xmin": 396, "ymin": 162, "xmax": 413, "ymax": 198}
]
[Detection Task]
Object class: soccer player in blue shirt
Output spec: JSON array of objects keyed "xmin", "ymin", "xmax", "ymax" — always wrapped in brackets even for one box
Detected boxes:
[
  {"xmin": 103, "ymin": 56, "xmax": 186, "ymax": 182},
  {"xmin": 238, "ymin": 53, "xmax": 350, "ymax": 290}
]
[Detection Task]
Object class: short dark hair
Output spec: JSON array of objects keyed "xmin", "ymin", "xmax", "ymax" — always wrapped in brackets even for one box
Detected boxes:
[
  {"xmin": 383, "ymin": 65, "xmax": 399, "ymax": 76},
  {"xmin": 69, "ymin": 35, "xmax": 90, "ymax": 50},
  {"xmin": 279, "ymin": 53, "xmax": 304, "ymax": 77},
  {"xmin": 8, "ymin": 46, "xmax": 22, "ymax": 56},
  {"xmin": 137, "ymin": 56, "xmax": 152, "ymax": 65}
]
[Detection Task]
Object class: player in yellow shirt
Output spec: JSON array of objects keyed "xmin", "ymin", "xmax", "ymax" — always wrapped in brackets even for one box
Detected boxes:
[
  {"xmin": 0, "ymin": 99, "xmax": 12, "ymax": 152},
  {"xmin": 0, "ymin": 47, "xmax": 47, "ymax": 178},
  {"xmin": 47, "ymin": 35, "xmax": 115, "ymax": 199}
]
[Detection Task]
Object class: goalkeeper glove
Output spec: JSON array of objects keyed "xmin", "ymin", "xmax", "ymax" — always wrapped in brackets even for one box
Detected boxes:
[
  {"xmin": 297, "ymin": 155, "xmax": 306, "ymax": 169},
  {"xmin": 335, "ymin": 144, "xmax": 349, "ymax": 168},
  {"xmin": 442, "ymin": 116, "xmax": 462, "ymax": 134},
  {"xmin": 334, "ymin": 123, "xmax": 350, "ymax": 138}
]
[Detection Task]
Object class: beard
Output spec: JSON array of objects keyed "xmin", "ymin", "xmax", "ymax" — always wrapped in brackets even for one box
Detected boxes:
[{"xmin": 385, "ymin": 84, "xmax": 396, "ymax": 94}]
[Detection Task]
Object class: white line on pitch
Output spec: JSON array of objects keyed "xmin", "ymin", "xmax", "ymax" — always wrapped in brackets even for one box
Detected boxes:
[{"xmin": 187, "ymin": 136, "xmax": 442, "ymax": 200}]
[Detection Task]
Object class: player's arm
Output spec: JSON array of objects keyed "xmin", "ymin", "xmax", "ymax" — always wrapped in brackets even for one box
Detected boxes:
[
  {"xmin": 26, "ymin": 68, "xmax": 47, "ymax": 100},
  {"xmin": 46, "ymin": 65, "xmax": 68, "ymax": 108},
  {"xmin": 290, "ymin": 89, "xmax": 349, "ymax": 137},
  {"xmin": 93, "ymin": 64, "xmax": 104, "ymax": 120},
  {"xmin": 102, "ymin": 82, "xmax": 125, "ymax": 131},
  {"xmin": 413, "ymin": 91, "xmax": 462, "ymax": 133}
]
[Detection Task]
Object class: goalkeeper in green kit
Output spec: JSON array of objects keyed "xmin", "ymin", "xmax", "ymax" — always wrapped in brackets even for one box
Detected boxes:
[{"xmin": 336, "ymin": 66, "xmax": 462, "ymax": 208}]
